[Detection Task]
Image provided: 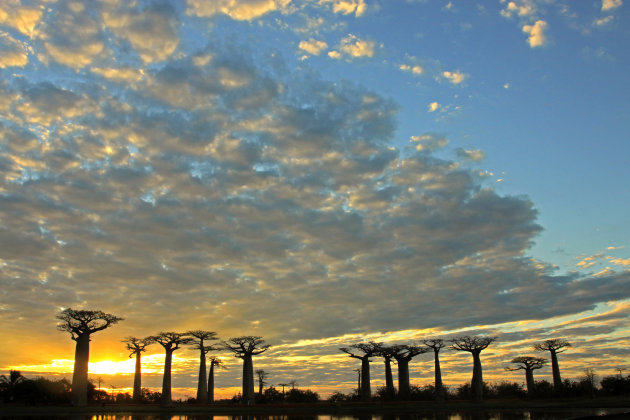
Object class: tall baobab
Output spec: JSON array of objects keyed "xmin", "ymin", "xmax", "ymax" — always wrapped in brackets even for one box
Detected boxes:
[
  {"xmin": 223, "ymin": 336, "xmax": 270, "ymax": 405},
  {"xmin": 149, "ymin": 332, "xmax": 194, "ymax": 407},
  {"xmin": 506, "ymin": 356, "xmax": 546, "ymax": 396},
  {"xmin": 207, "ymin": 356, "xmax": 225, "ymax": 403},
  {"xmin": 56, "ymin": 308, "xmax": 123, "ymax": 406},
  {"xmin": 186, "ymin": 330, "xmax": 218, "ymax": 403},
  {"xmin": 255, "ymin": 369, "xmax": 268, "ymax": 397},
  {"xmin": 122, "ymin": 336, "xmax": 152, "ymax": 403},
  {"xmin": 390, "ymin": 344, "xmax": 429, "ymax": 399},
  {"xmin": 422, "ymin": 338, "xmax": 447, "ymax": 401},
  {"xmin": 450, "ymin": 335, "xmax": 496, "ymax": 402},
  {"xmin": 340, "ymin": 342, "xmax": 380, "ymax": 401},
  {"xmin": 374, "ymin": 344, "xmax": 397, "ymax": 399},
  {"xmin": 534, "ymin": 338, "xmax": 571, "ymax": 391}
]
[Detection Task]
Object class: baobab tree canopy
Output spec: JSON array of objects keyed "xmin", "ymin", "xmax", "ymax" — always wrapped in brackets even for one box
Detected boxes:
[
  {"xmin": 57, "ymin": 309, "xmax": 123, "ymax": 339},
  {"xmin": 534, "ymin": 339, "xmax": 572, "ymax": 353},
  {"xmin": 224, "ymin": 336, "xmax": 270, "ymax": 357},
  {"xmin": 450, "ymin": 336, "xmax": 496, "ymax": 353}
]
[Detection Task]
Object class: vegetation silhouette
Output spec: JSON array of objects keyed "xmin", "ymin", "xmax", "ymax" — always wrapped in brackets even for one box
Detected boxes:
[
  {"xmin": 534, "ymin": 338, "xmax": 571, "ymax": 391},
  {"xmin": 223, "ymin": 336, "xmax": 270, "ymax": 405},
  {"xmin": 506, "ymin": 356, "xmax": 546, "ymax": 396},
  {"xmin": 56, "ymin": 308, "xmax": 123, "ymax": 407},
  {"xmin": 186, "ymin": 330, "xmax": 218, "ymax": 404},
  {"xmin": 149, "ymin": 331, "xmax": 194, "ymax": 407},
  {"xmin": 0, "ymin": 370, "xmax": 25, "ymax": 402},
  {"xmin": 450, "ymin": 335, "xmax": 496, "ymax": 403},
  {"xmin": 422, "ymin": 338, "xmax": 448, "ymax": 402},
  {"xmin": 121, "ymin": 336, "xmax": 152, "ymax": 403},
  {"xmin": 340, "ymin": 342, "xmax": 380, "ymax": 401},
  {"xmin": 255, "ymin": 369, "xmax": 268, "ymax": 398}
]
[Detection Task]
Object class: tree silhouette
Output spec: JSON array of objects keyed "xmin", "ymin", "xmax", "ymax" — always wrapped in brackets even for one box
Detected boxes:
[
  {"xmin": 255, "ymin": 369, "xmax": 268, "ymax": 397},
  {"xmin": 223, "ymin": 336, "xmax": 270, "ymax": 405},
  {"xmin": 450, "ymin": 335, "xmax": 496, "ymax": 402},
  {"xmin": 374, "ymin": 344, "xmax": 397, "ymax": 399},
  {"xmin": 534, "ymin": 338, "xmax": 571, "ymax": 391},
  {"xmin": 149, "ymin": 332, "xmax": 194, "ymax": 407},
  {"xmin": 207, "ymin": 356, "xmax": 225, "ymax": 403},
  {"xmin": 506, "ymin": 356, "xmax": 546, "ymax": 396},
  {"xmin": 0, "ymin": 370, "xmax": 25, "ymax": 402},
  {"xmin": 56, "ymin": 308, "xmax": 123, "ymax": 406},
  {"xmin": 422, "ymin": 338, "xmax": 447, "ymax": 401},
  {"xmin": 340, "ymin": 342, "xmax": 380, "ymax": 401},
  {"xmin": 186, "ymin": 330, "xmax": 218, "ymax": 403},
  {"xmin": 390, "ymin": 344, "xmax": 429, "ymax": 399},
  {"xmin": 122, "ymin": 336, "xmax": 152, "ymax": 403}
]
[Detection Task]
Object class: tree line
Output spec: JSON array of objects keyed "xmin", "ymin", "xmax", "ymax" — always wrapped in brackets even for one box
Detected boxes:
[
  {"xmin": 1, "ymin": 308, "xmax": 620, "ymax": 407},
  {"xmin": 339, "ymin": 336, "xmax": 572, "ymax": 403}
]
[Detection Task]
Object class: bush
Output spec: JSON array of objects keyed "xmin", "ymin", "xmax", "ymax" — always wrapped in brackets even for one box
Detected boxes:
[
  {"xmin": 600, "ymin": 375, "xmax": 630, "ymax": 396},
  {"xmin": 285, "ymin": 388, "xmax": 320, "ymax": 403},
  {"xmin": 489, "ymin": 381, "xmax": 526, "ymax": 399}
]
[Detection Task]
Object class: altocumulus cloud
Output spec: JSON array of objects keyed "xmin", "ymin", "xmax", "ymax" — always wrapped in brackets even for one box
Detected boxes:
[{"xmin": 0, "ymin": 1, "xmax": 629, "ymax": 375}]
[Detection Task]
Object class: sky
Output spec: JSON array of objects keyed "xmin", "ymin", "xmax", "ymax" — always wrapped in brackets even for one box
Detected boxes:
[{"xmin": 0, "ymin": 0, "xmax": 629, "ymax": 400}]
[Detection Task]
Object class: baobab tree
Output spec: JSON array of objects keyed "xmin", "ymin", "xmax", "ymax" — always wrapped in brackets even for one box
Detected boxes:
[
  {"xmin": 223, "ymin": 336, "xmax": 270, "ymax": 405},
  {"xmin": 122, "ymin": 336, "xmax": 152, "ymax": 403},
  {"xmin": 506, "ymin": 356, "xmax": 546, "ymax": 396},
  {"xmin": 149, "ymin": 331, "xmax": 194, "ymax": 407},
  {"xmin": 340, "ymin": 342, "xmax": 380, "ymax": 401},
  {"xmin": 255, "ymin": 369, "xmax": 268, "ymax": 397},
  {"xmin": 534, "ymin": 338, "xmax": 571, "ymax": 391},
  {"xmin": 186, "ymin": 330, "xmax": 218, "ymax": 403},
  {"xmin": 207, "ymin": 356, "xmax": 225, "ymax": 403},
  {"xmin": 56, "ymin": 308, "xmax": 123, "ymax": 406},
  {"xmin": 422, "ymin": 338, "xmax": 447, "ymax": 401},
  {"xmin": 390, "ymin": 344, "xmax": 429, "ymax": 399},
  {"xmin": 450, "ymin": 335, "xmax": 497, "ymax": 402},
  {"xmin": 374, "ymin": 344, "xmax": 397, "ymax": 399}
]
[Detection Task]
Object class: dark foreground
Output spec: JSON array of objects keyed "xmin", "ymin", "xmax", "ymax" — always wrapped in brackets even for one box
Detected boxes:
[{"xmin": 1, "ymin": 398, "xmax": 629, "ymax": 418}]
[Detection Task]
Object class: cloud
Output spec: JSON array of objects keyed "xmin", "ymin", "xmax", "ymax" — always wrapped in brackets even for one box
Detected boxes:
[
  {"xmin": 400, "ymin": 63, "xmax": 424, "ymax": 75},
  {"xmin": 299, "ymin": 38, "xmax": 328, "ymax": 56},
  {"xmin": 0, "ymin": 0, "xmax": 43, "ymax": 37},
  {"xmin": 0, "ymin": 32, "xmax": 29, "ymax": 68},
  {"xmin": 456, "ymin": 148, "xmax": 485, "ymax": 162},
  {"xmin": 427, "ymin": 102, "xmax": 440, "ymax": 112},
  {"xmin": 500, "ymin": 0, "xmax": 536, "ymax": 19},
  {"xmin": 330, "ymin": 34, "xmax": 376, "ymax": 59},
  {"xmin": 594, "ymin": 15, "xmax": 614, "ymax": 26},
  {"xmin": 320, "ymin": 0, "xmax": 367, "ymax": 17},
  {"xmin": 186, "ymin": 0, "xmax": 292, "ymax": 20},
  {"xmin": 410, "ymin": 133, "xmax": 447, "ymax": 151},
  {"xmin": 442, "ymin": 70, "xmax": 467, "ymax": 84},
  {"xmin": 522, "ymin": 20, "xmax": 548, "ymax": 48},
  {"xmin": 602, "ymin": 0, "xmax": 623, "ymax": 11}
]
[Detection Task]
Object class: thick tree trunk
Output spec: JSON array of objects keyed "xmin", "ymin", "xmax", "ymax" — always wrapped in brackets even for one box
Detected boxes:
[
  {"xmin": 208, "ymin": 363, "xmax": 215, "ymax": 403},
  {"xmin": 550, "ymin": 350, "xmax": 562, "ymax": 390},
  {"xmin": 361, "ymin": 357, "xmax": 371, "ymax": 401},
  {"xmin": 525, "ymin": 368, "xmax": 535, "ymax": 396},
  {"xmin": 471, "ymin": 351, "xmax": 483, "ymax": 402},
  {"xmin": 133, "ymin": 351, "xmax": 142, "ymax": 403},
  {"xmin": 397, "ymin": 358, "xmax": 410, "ymax": 399},
  {"xmin": 434, "ymin": 349, "xmax": 445, "ymax": 401},
  {"xmin": 242, "ymin": 354, "xmax": 255, "ymax": 404},
  {"xmin": 384, "ymin": 358, "xmax": 395, "ymax": 398},
  {"xmin": 197, "ymin": 349, "xmax": 208, "ymax": 403},
  {"xmin": 71, "ymin": 334, "xmax": 90, "ymax": 407},
  {"xmin": 161, "ymin": 349, "xmax": 173, "ymax": 407}
]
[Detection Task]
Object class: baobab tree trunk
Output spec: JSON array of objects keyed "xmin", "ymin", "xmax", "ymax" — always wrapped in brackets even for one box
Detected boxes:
[
  {"xmin": 71, "ymin": 334, "xmax": 90, "ymax": 407},
  {"xmin": 133, "ymin": 351, "xmax": 142, "ymax": 403},
  {"xmin": 242, "ymin": 354, "xmax": 255, "ymax": 404},
  {"xmin": 384, "ymin": 358, "xmax": 395, "ymax": 398},
  {"xmin": 361, "ymin": 357, "xmax": 371, "ymax": 401},
  {"xmin": 197, "ymin": 351, "xmax": 208, "ymax": 403},
  {"xmin": 525, "ymin": 368, "xmax": 535, "ymax": 396},
  {"xmin": 208, "ymin": 363, "xmax": 215, "ymax": 402},
  {"xmin": 471, "ymin": 351, "xmax": 483, "ymax": 402},
  {"xmin": 434, "ymin": 348, "xmax": 445, "ymax": 401},
  {"xmin": 161, "ymin": 349, "xmax": 174, "ymax": 407},
  {"xmin": 397, "ymin": 358, "xmax": 410, "ymax": 399},
  {"xmin": 550, "ymin": 350, "xmax": 562, "ymax": 390}
]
